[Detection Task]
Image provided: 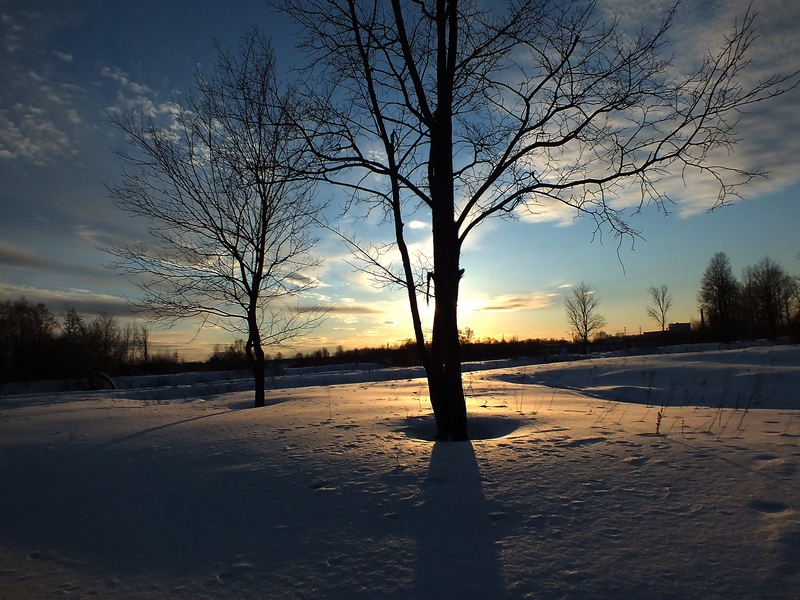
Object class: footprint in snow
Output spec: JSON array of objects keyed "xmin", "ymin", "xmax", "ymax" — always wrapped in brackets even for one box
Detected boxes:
[
  {"xmin": 216, "ymin": 571, "xmax": 234, "ymax": 583},
  {"xmin": 749, "ymin": 499, "xmax": 788, "ymax": 513},
  {"xmin": 560, "ymin": 437, "xmax": 606, "ymax": 448}
]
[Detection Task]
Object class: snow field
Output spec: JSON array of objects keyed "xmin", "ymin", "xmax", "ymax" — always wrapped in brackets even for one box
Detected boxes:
[{"xmin": 0, "ymin": 345, "xmax": 798, "ymax": 598}]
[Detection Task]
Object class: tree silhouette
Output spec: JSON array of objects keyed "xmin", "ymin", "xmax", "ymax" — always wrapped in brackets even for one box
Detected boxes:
[
  {"xmin": 565, "ymin": 282, "xmax": 606, "ymax": 353},
  {"xmin": 741, "ymin": 257, "xmax": 795, "ymax": 339},
  {"xmin": 646, "ymin": 284, "xmax": 673, "ymax": 345},
  {"xmin": 278, "ymin": 0, "xmax": 798, "ymax": 439},
  {"xmin": 0, "ymin": 298, "xmax": 58, "ymax": 383},
  {"xmin": 107, "ymin": 30, "xmax": 325, "ymax": 407},
  {"xmin": 698, "ymin": 252, "xmax": 740, "ymax": 342}
]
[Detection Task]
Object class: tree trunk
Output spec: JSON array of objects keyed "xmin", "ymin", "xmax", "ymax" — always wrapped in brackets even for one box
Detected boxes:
[
  {"xmin": 429, "ymin": 270, "xmax": 468, "ymax": 441},
  {"xmin": 424, "ymin": 0, "xmax": 468, "ymax": 441},
  {"xmin": 251, "ymin": 342, "xmax": 266, "ymax": 408},
  {"xmin": 424, "ymin": 192, "xmax": 468, "ymax": 441},
  {"xmin": 246, "ymin": 313, "xmax": 266, "ymax": 408},
  {"xmin": 428, "ymin": 186, "xmax": 467, "ymax": 440}
]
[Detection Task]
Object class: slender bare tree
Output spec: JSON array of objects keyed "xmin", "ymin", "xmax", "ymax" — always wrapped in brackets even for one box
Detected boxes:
[
  {"xmin": 278, "ymin": 0, "xmax": 798, "ymax": 439},
  {"xmin": 565, "ymin": 282, "xmax": 606, "ymax": 353},
  {"xmin": 647, "ymin": 284, "xmax": 673, "ymax": 345},
  {"xmin": 107, "ymin": 30, "xmax": 325, "ymax": 407}
]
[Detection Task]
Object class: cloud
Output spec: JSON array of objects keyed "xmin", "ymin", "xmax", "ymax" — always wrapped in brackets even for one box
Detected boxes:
[
  {"xmin": 0, "ymin": 242, "xmax": 48, "ymax": 269},
  {"xmin": 101, "ymin": 64, "xmax": 181, "ymax": 123},
  {"xmin": 65, "ymin": 108, "xmax": 81, "ymax": 124},
  {"xmin": 75, "ymin": 224, "xmax": 119, "ymax": 248},
  {"xmin": 473, "ymin": 291, "xmax": 558, "ymax": 313},
  {"xmin": 0, "ymin": 283, "xmax": 130, "ymax": 317},
  {"xmin": 310, "ymin": 302, "xmax": 383, "ymax": 316},
  {"xmin": 0, "ymin": 10, "xmax": 93, "ymax": 166},
  {"xmin": 0, "ymin": 237, "xmax": 119, "ymax": 284},
  {"xmin": 336, "ymin": 303, "xmax": 383, "ymax": 315},
  {"xmin": 1, "ymin": 12, "xmax": 24, "ymax": 53},
  {"xmin": 100, "ymin": 65, "xmax": 154, "ymax": 95},
  {"xmin": 515, "ymin": 200, "xmax": 583, "ymax": 227},
  {"xmin": 0, "ymin": 104, "xmax": 73, "ymax": 164}
]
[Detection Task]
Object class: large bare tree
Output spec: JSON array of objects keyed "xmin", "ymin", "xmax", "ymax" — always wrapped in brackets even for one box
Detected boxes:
[
  {"xmin": 107, "ymin": 30, "xmax": 324, "ymax": 407},
  {"xmin": 279, "ymin": 0, "xmax": 798, "ymax": 440},
  {"xmin": 565, "ymin": 282, "xmax": 606, "ymax": 353}
]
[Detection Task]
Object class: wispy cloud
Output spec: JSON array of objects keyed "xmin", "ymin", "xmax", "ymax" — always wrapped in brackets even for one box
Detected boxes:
[
  {"xmin": 101, "ymin": 64, "xmax": 181, "ymax": 124},
  {"xmin": 0, "ymin": 103, "xmax": 74, "ymax": 163},
  {"xmin": 0, "ymin": 241, "xmax": 47, "ymax": 269},
  {"xmin": 100, "ymin": 65, "xmax": 154, "ymax": 96},
  {"xmin": 473, "ymin": 291, "xmax": 558, "ymax": 313},
  {"xmin": 0, "ymin": 10, "xmax": 91, "ymax": 165},
  {"xmin": 322, "ymin": 303, "xmax": 383, "ymax": 316},
  {"xmin": 0, "ymin": 283, "xmax": 130, "ymax": 317},
  {"xmin": 1, "ymin": 12, "xmax": 24, "ymax": 53}
]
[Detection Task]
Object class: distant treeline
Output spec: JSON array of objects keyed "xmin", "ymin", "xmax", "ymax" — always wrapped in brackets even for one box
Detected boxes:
[
  {"xmin": 0, "ymin": 299, "xmax": 180, "ymax": 386},
  {"xmin": 285, "ymin": 330, "xmax": 700, "ymax": 372},
  {"xmin": 3, "ymin": 251, "xmax": 799, "ymax": 385},
  {"xmin": 192, "ymin": 252, "xmax": 800, "ymax": 374}
]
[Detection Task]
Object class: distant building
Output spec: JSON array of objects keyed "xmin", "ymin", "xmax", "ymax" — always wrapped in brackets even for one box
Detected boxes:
[{"xmin": 668, "ymin": 322, "xmax": 692, "ymax": 333}]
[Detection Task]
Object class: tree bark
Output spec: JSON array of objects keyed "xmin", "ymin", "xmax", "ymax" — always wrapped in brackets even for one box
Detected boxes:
[
  {"xmin": 428, "ymin": 263, "xmax": 467, "ymax": 441},
  {"xmin": 252, "ymin": 341, "xmax": 266, "ymax": 408},
  {"xmin": 428, "ymin": 156, "xmax": 466, "ymax": 439},
  {"xmin": 246, "ymin": 312, "xmax": 266, "ymax": 408}
]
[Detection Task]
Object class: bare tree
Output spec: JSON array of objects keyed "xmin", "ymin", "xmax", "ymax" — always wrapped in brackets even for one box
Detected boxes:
[
  {"xmin": 565, "ymin": 282, "xmax": 606, "ymax": 353},
  {"xmin": 107, "ymin": 30, "xmax": 325, "ymax": 407},
  {"xmin": 698, "ymin": 252, "xmax": 740, "ymax": 342},
  {"xmin": 646, "ymin": 284, "xmax": 673, "ymax": 345},
  {"xmin": 278, "ymin": 0, "xmax": 798, "ymax": 439},
  {"xmin": 741, "ymin": 257, "xmax": 795, "ymax": 339}
]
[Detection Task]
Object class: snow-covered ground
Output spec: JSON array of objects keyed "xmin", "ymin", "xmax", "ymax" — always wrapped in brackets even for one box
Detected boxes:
[{"xmin": 1, "ymin": 345, "xmax": 798, "ymax": 598}]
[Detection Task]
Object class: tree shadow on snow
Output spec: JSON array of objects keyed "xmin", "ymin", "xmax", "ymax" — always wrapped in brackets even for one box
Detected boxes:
[
  {"xmin": 397, "ymin": 413, "xmax": 521, "ymax": 441},
  {"xmin": 412, "ymin": 440, "xmax": 510, "ymax": 598}
]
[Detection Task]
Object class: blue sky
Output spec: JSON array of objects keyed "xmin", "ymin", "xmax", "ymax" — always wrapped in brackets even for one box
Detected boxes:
[{"xmin": 2, "ymin": 0, "xmax": 799, "ymax": 360}]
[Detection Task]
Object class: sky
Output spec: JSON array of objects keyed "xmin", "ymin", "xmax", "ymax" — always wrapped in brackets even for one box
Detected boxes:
[{"xmin": 1, "ymin": 0, "xmax": 799, "ymax": 361}]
